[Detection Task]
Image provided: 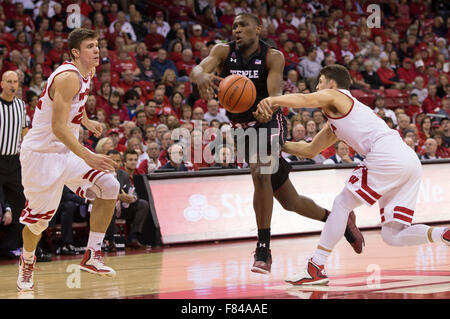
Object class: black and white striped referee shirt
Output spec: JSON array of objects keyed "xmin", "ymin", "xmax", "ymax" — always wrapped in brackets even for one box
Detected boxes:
[{"xmin": 0, "ymin": 96, "xmax": 28, "ymax": 156}]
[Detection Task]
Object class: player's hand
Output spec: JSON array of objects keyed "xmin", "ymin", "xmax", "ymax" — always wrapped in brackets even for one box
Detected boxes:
[
  {"xmin": 253, "ymin": 108, "xmax": 272, "ymax": 123},
  {"xmin": 257, "ymin": 97, "xmax": 275, "ymax": 119},
  {"xmin": 2, "ymin": 210, "xmax": 12, "ymax": 226},
  {"xmin": 196, "ymin": 73, "xmax": 223, "ymax": 99},
  {"xmin": 84, "ymin": 153, "xmax": 116, "ymax": 173},
  {"xmin": 84, "ymin": 119, "xmax": 103, "ymax": 138}
]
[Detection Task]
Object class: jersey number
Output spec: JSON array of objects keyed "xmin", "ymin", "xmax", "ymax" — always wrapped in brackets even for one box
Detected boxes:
[{"xmin": 72, "ymin": 105, "xmax": 84, "ymax": 124}]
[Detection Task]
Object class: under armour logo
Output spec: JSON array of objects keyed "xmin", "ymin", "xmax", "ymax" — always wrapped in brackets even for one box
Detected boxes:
[{"xmin": 230, "ymin": 58, "xmax": 237, "ymax": 63}]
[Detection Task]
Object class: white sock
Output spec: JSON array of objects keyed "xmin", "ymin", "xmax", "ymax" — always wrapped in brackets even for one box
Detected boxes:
[
  {"xmin": 312, "ymin": 188, "xmax": 362, "ymax": 265},
  {"xmin": 381, "ymin": 223, "xmax": 446, "ymax": 246},
  {"xmin": 87, "ymin": 231, "xmax": 105, "ymax": 251},
  {"xmin": 430, "ymin": 227, "xmax": 447, "ymax": 243},
  {"xmin": 22, "ymin": 248, "xmax": 35, "ymax": 263}
]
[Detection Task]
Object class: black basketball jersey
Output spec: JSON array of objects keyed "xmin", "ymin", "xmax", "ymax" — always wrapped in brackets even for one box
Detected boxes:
[{"xmin": 220, "ymin": 39, "xmax": 273, "ymax": 123}]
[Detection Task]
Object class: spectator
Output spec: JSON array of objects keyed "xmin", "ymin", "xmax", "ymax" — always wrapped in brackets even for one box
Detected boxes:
[
  {"xmin": 192, "ymin": 106, "xmax": 205, "ymax": 120},
  {"xmin": 176, "ymin": 49, "xmax": 197, "ymax": 82},
  {"xmin": 154, "ymin": 11, "xmax": 170, "ymax": 38},
  {"xmin": 432, "ymin": 131, "xmax": 450, "ymax": 158},
  {"xmin": 189, "ymin": 24, "xmax": 210, "ymax": 51},
  {"xmin": 441, "ymin": 117, "xmax": 450, "ymax": 148},
  {"xmin": 361, "ymin": 60, "xmax": 384, "ymax": 89},
  {"xmin": 349, "ymin": 59, "xmax": 370, "ymax": 89},
  {"xmin": 419, "ymin": 116, "xmax": 433, "ymax": 143},
  {"xmin": 139, "ymin": 55, "xmax": 162, "ymax": 83},
  {"xmin": 95, "ymin": 137, "xmax": 114, "ymax": 155},
  {"xmin": 411, "ymin": 76, "xmax": 428, "ymax": 104},
  {"xmin": 160, "ymin": 143, "xmax": 189, "ymax": 171},
  {"xmin": 204, "ymin": 99, "xmax": 229, "ymax": 124},
  {"xmin": 109, "ymin": 11, "xmax": 137, "ymax": 42},
  {"xmin": 298, "ymin": 46, "xmax": 321, "ymax": 84},
  {"xmin": 108, "ymin": 90, "xmax": 130, "ymax": 122},
  {"xmin": 323, "ymin": 141, "xmax": 362, "ymax": 164},
  {"xmin": 420, "ymin": 138, "xmax": 440, "ymax": 159},
  {"xmin": 437, "ymin": 95, "xmax": 450, "ymax": 118},
  {"xmin": 377, "ymin": 56, "xmax": 405, "ymax": 89},
  {"xmin": 304, "ymin": 120, "xmax": 317, "ymax": 142},
  {"xmin": 106, "ymin": 128, "xmax": 127, "ymax": 153},
  {"xmin": 422, "ymin": 84, "xmax": 442, "ymax": 114},
  {"xmin": 213, "ymin": 146, "xmax": 239, "ymax": 169},
  {"xmin": 290, "ymin": 123, "xmax": 306, "ymax": 142},
  {"xmin": 106, "ymin": 150, "xmax": 148, "ymax": 250},
  {"xmin": 144, "ymin": 22, "xmax": 165, "ymax": 52},
  {"xmin": 397, "ymin": 58, "xmax": 417, "ymax": 86},
  {"xmin": 373, "ymin": 96, "xmax": 398, "ymax": 126},
  {"xmin": 152, "ymin": 48, "xmax": 178, "ymax": 80},
  {"xmin": 138, "ymin": 142, "xmax": 163, "ymax": 174},
  {"xmin": 396, "ymin": 113, "xmax": 411, "ymax": 136},
  {"xmin": 405, "ymin": 93, "xmax": 423, "ymax": 120},
  {"xmin": 52, "ymin": 186, "xmax": 87, "ymax": 256},
  {"xmin": 168, "ymin": 0, "xmax": 196, "ymax": 29},
  {"xmin": 283, "ymin": 69, "xmax": 300, "ymax": 94}
]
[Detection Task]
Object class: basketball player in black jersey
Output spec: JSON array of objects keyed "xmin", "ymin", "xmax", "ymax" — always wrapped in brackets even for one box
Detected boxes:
[{"xmin": 190, "ymin": 13, "xmax": 364, "ymax": 274}]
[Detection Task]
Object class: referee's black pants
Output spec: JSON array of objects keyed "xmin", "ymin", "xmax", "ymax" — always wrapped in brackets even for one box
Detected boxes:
[{"xmin": 0, "ymin": 155, "xmax": 26, "ymax": 252}]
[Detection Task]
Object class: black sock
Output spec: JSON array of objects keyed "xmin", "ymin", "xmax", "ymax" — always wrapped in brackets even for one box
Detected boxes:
[{"xmin": 257, "ymin": 228, "xmax": 271, "ymax": 248}]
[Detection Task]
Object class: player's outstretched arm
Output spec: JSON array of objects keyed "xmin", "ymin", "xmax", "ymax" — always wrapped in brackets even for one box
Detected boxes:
[
  {"xmin": 283, "ymin": 124, "xmax": 337, "ymax": 158},
  {"xmin": 190, "ymin": 43, "xmax": 227, "ymax": 99},
  {"xmin": 52, "ymin": 72, "xmax": 115, "ymax": 172}
]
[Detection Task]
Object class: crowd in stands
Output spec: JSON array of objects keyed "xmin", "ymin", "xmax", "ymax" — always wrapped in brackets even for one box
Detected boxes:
[
  {"xmin": 1, "ymin": 0, "xmax": 449, "ymax": 174},
  {"xmin": 1, "ymin": 0, "xmax": 450, "ymax": 258}
]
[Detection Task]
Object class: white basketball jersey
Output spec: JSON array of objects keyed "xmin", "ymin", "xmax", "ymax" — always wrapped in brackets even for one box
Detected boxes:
[
  {"xmin": 325, "ymin": 89, "xmax": 400, "ymax": 156},
  {"xmin": 22, "ymin": 62, "xmax": 91, "ymax": 153}
]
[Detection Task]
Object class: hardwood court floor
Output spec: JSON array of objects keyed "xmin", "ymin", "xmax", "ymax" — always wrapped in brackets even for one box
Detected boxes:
[{"xmin": 0, "ymin": 228, "xmax": 449, "ymax": 299}]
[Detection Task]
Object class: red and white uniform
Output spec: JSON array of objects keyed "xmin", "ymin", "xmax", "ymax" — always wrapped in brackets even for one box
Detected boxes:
[
  {"xmin": 20, "ymin": 62, "xmax": 105, "ymax": 227},
  {"xmin": 325, "ymin": 89, "xmax": 422, "ymax": 226}
]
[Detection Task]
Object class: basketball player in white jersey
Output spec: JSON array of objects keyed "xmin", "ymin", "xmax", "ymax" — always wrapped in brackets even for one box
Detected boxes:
[
  {"xmin": 17, "ymin": 29, "xmax": 120, "ymax": 292},
  {"xmin": 256, "ymin": 64, "xmax": 450, "ymax": 285}
]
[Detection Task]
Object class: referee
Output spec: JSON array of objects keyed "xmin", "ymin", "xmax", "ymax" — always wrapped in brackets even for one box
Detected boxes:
[{"xmin": 0, "ymin": 70, "xmax": 28, "ymax": 259}]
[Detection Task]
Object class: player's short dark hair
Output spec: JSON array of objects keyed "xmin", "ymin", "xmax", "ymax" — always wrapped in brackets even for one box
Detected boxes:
[
  {"xmin": 106, "ymin": 149, "xmax": 120, "ymax": 156},
  {"xmin": 319, "ymin": 64, "xmax": 352, "ymax": 90},
  {"xmin": 123, "ymin": 149, "xmax": 138, "ymax": 161},
  {"xmin": 235, "ymin": 12, "xmax": 261, "ymax": 26},
  {"xmin": 68, "ymin": 28, "xmax": 99, "ymax": 60}
]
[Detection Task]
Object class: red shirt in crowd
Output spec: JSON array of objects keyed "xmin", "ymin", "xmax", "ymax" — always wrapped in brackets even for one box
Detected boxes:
[{"xmin": 422, "ymin": 95, "xmax": 442, "ymax": 114}]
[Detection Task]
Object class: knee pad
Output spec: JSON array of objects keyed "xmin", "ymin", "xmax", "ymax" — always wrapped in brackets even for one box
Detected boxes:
[
  {"xmin": 87, "ymin": 173, "xmax": 120, "ymax": 200},
  {"xmin": 27, "ymin": 219, "xmax": 49, "ymax": 236},
  {"xmin": 332, "ymin": 187, "xmax": 362, "ymax": 213}
]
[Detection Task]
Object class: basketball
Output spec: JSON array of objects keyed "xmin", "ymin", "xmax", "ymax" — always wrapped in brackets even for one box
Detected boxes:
[{"xmin": 218, "ymin": 74, "xmax": 256, "ymax": 113}]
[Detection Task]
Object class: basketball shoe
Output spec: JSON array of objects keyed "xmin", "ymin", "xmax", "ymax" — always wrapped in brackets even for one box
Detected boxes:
[
  {"xmin": 79, "ymin": 248, "xmax": 116, "ymax": 277},
  {"xmin": 442, "ymin": 228, "xmax": 450, "ymax": 245},
  {"xmin": 251, "ymin": 243, "xmax": 272, "ymax": 275},
  {"xmin": 17, "ymin": 255, "xmax": 36, "ymax": 291},
  {"xmin": 345, "ymin": 211, "xmax": 365, "ymax": 254},
  {"xmin": 285, "ymin": 258, "xmax": 329, "ymax": 285}
]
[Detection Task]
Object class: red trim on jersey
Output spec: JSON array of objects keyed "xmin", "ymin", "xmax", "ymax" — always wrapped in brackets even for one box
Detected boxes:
[
  {"xmin": 83, "ymin": 169, "xmax": 96, "ymax": 180},
  {"xmin": 323, "ymin": 90, "xmax": 354, "ymax": 120},
  {"xmin": 62, "ymin": 61, "xmax": 89, "ymax": 82},
  {"xmin": 380, "ymin": 208, "xmax": 385, "ymax": 223},
  {"xmin": 394, "ymin": 206, "xmax": 414, "ymax": 216},
  {"xmin": 361, "ymin": 167, "xmax": 382, "ymax": 200},
  {"xmin": 47, "ymin": 70, "xmax": 81, "ymax": 101},
  {"xmin": 393, "ymin": 213, "xmax": 413, "ymax": 224},
  {"xmin": 356, "ymin": 189, "xmax": 375, "ymax": 205}
]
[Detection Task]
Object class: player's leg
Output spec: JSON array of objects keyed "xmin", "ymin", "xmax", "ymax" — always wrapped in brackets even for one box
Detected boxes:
[
  {"xmin": 65, "ymin": 154, "xmax": 120, "ymax": 277},
  {"xmin": 286, "ymin": 186, "xmax": 363, "ymax": 285},
  {"xmin": 249, "ymin": 160, "xmax": 274, "ymax": 274},
  {"xmin": 379, "ymin": 170, "xmax": 448, "ymax": 246},
  {"xmin": 273, "ymin": 177, "xmax": 365, "ymax": 254}
]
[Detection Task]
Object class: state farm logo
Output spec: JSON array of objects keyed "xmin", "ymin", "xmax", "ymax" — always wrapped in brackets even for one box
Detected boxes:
[{"xmin": 184, "ymin": 194, "xmax": 219, "ymax": 222}]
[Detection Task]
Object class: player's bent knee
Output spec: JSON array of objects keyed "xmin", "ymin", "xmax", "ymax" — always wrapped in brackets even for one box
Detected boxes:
[
  {"xmin": 91, "ymin": 173, "xmax": 120, "ymax": 200},
  {"xmin": 381, "ymin": 222, "xmax": 405, "ymax": 246},
  {"xmin": 26, "ymin": 220, "xmax": 49, "ymax": 236}
]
